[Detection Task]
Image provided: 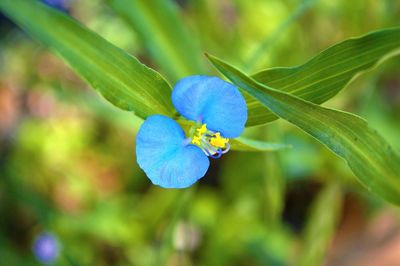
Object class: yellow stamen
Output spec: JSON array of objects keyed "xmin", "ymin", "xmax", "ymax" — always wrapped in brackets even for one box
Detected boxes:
[
  {"xmin": 196, "ymin": 124, "xmax": 207, "ymax": 135},
  {"xmin": 192, "ymin": 135, "xmax": 201, "ymax": 145},
  {"xmin": 209, "ymin": 132, "xmax": 229, "ymax": 148}
]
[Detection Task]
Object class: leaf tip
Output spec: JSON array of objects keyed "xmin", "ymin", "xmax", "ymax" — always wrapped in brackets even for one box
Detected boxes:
[{"xmin": 204, "ymin": 53, "xmax": 219, "ymax": 64}]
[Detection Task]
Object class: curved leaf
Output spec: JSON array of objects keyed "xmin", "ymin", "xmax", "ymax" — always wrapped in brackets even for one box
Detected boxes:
[
  {"xmin": 0, "ymin": 0, "xmax": 175, "ymax": 119},
  {"xmin": 177, "ymin": 119, "xmax": 289, "ymax": 152},
  {"xmin": 108, "ymin": 0, "xmax": 205, "ymax": 81},
  {"xmin": 207, "ymin": 54, "xmax": 400, "ymax": 205},
  {"xmin": 230, "ymin": 137, "xmax": 290, "ymax": 152},
  {"xmin": 246, "ymin": 28, "xmax": 400, "ymax": 126},
  {"xmin": 298, "ymin": 182, "xmax": 342, "ymax": 266}
]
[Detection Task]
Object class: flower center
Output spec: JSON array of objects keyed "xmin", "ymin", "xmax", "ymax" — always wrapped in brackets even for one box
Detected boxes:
[{"xmin": 189, "ymin": 124, "xmax": 230, "ymax": 158}]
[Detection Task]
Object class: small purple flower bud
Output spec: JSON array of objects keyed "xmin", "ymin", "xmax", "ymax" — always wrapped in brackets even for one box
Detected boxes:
[
  {"xmin": 42, "ymin": 0, "xmax": 71, "ymax": 13},
  {"xmin": 32, "ymin": 233, "xmax": 59, "ymax": 264}
]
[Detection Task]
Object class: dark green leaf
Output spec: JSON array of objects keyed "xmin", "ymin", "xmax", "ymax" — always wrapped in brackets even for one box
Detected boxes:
[
  {"xmin": 0, "ymin": 0, "xmax": 175, "ymax": 119},
  {"xmin": 246, "ymin": 28, "xmax": 400, "ymax": 126},
  {"xmin": 230, "ymin": 137, "xmax": 290, "ymax": 152},
  {"xmin": 108, "ymin": 0, "xmax": 205, "ymax": 81},
  {"xmin": 207, "ymin": 54, "xmax": 400, "ymax": 205}
]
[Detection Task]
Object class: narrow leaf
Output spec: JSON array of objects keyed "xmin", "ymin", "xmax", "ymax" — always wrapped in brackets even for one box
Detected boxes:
[
  {"xmin": 244, "ymin": 0, "xmax": 319, "ymax": 72},
  {"xmin": 246, "ymin": 28, "xmax": 400, "ymax": 126},
  {"xmin": 108, "ymin": 0, "xmax": 205, "ymax": 81},
  {"xmin": 177, "ymin": 119, "xmax": 289, "ymax": 152},
  {"xmin": 230, "ymin": 137, "xmax": 290, "ymax": 152},
  {"xmin": 207, "ymin": 54, "xmax": 400, "ymax": 205},
  {"xmin": 0, "ymin": 0, "xmax": 175, "ymax": 119},
  {"xmin": 298, "ymin": 182, "xmax": 342, "ymax": 266},
  {"xmin": 262, "ymin": 125, "xmax": 285, "ymax": 228}
]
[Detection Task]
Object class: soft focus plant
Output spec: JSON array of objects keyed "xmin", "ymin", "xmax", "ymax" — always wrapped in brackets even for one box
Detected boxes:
[{"xmin": 0, "ymin": 0, "xmax": 400, "ymax": 265}]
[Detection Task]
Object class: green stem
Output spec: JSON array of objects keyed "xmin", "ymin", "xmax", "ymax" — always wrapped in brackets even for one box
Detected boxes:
[{"xmin": 159, "ymin": 187, "xmax": 195, "ymax": 265}]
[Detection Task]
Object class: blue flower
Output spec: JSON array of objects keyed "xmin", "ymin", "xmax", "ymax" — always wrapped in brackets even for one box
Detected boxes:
[
  {"xmin": 136, "ymin": 76, "xmax": 247, "ymax": 188},
  {"xmin": 32, "ymin": 232, "xmax": 59, "ymax": 264}
]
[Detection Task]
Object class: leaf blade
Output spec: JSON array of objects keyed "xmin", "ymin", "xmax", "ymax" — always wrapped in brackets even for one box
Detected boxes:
[
  {"xmin": 298, "ymin": 182, "xmax": 342, "ymax": 266},
  {"xmin": 0, "ymin": 0, "xmax": 175, "ymax": 119},
  {"xmin": 108, "ymin": 0, "xmax": 205, "ymax": 81},
  {"xmin": 246, "ymin": 28, "xmax": 400, "ymax": 126},
  {"xmin": 207, "ymin": 54, "xmax": 400, "ymax": 205},
  {"xmin": 176, "ymin": 119, "xmax": 289, "ymax": 152},
  {"xmin": 230, "ymin": 137, "xmax": 290, "ymax": 152}
]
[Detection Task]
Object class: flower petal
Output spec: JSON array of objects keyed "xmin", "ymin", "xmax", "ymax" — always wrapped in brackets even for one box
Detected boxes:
[
  {"xmin": 171, "ymin": 75, "xmax": 209, "ymax": 121},
  {"xmin": 172, "ymin": 76, "xmax": 247, "ymax": 138},
  {"xmin": 136, "ymin": 115, "xmax": 209, "ymax": 188}
]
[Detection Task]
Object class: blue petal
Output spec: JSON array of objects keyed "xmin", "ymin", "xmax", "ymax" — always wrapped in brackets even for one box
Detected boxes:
[
  {"xmin": 172, "ymin": 76, "xmax": 247, "ymax": 138},
  {"xmin": 171, "ymin": 75, "xmax": 209, "ymax": 121},
  {"xmin": 136, "ymin": 115, "xmax": 209, "ymax": 188}
]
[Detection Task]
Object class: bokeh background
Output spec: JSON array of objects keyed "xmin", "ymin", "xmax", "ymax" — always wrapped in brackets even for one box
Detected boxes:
[{"xmin": 1, "ymin": 0, "xmax": 400, "ymax": 265}]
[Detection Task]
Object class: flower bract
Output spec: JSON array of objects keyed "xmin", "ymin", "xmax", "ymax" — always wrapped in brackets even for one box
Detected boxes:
[{"xmin": 136, "ymin": 75, "xmax": 247, "ymax": 188}]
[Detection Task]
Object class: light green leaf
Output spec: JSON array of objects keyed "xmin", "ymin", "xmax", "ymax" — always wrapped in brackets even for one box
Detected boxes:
[
  {"xmin": 108, "ymin": 0, "xmax": 205, "ymax": 81},
  {"xmin": 262, "ymin": 124, "xmax": 285, "ymax": 228},
  {"xmin": 230, "ymin": 137, "xmax": 290, "ymax": 152},
  {"xmin": 244, "ymin": 0, "xmax": 319, "ymax": 72},
  {"xmin": 0, "ymin": 0, "xmax": 175, "ymax": 119},
  {"xmin": 207, "ymin": 54, "xmax": 400, "ymax": 205},
  {"xmin": 298, "ymin": 182, "xmax": 342, "ymax": 266},
  {"xmin": 177, "ymin": 119, "xmax": 289, "ymax": 152},
  {"xmin": 246, "ymin": 28, "xmax": 400, "ymax": 126}
]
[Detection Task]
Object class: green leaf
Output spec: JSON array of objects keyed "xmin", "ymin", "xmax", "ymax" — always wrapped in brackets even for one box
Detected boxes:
[
  {"xmin": 243, "ymin": 0, "xmax": 319, "ymax": 72},
  {"xmin": 0, "ymin": 0, "xmax": 175, "ymax": 119},
  {"xmin": 246, "ymin": 28, "xmax": 400, "ymax": 126},
  {"xmin": 230, "ymin": 137, "xmax": 290, "ymax": 152},
  {"xmin": 108, "ymin": 0, "xmax": 205, "ymax": 81},
  {"xmin": 207, "ymin": 54, "xmax": 400, "ymax": 205},
  {"xmin": 262, "ymin": 124, "xmax": 285, "ymax": 228},
  {"xmin": 298, "ymin": 182, "xmax": 342, "ymax": 266},
  {"xmin": 177, "ymin": 119, "xmax": 289, "ymax": 152}
]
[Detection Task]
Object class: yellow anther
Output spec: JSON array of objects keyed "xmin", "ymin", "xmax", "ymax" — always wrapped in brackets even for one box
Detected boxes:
[
  {"xmin": 192, "ymin": 135, "xmax": 201, "ymax": 145},
  {"xmin": 196, "ymin": 124, "xmax": 207, "ymax": 135},
  {"xmin": 209, "ymin": 132, "xmax": 229, "ymax": 148}
]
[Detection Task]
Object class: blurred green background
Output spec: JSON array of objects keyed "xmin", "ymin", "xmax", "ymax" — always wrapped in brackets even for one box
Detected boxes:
[{"xmin": 0, "ymin": 0, "xmax": 400, "ymax": 265}]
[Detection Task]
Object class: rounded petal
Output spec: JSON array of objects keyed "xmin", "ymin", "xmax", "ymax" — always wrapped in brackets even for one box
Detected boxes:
[
  {"xmin": 171, "ymin": 75, "xmax": 209, "ymax": 121},
  {"xmin": 136, "ymin": 115, "xmax": 209, "ymax": 188},
  {"xmin": 172, "ymin": 76, "xmax": 247, "ymax": 138}
]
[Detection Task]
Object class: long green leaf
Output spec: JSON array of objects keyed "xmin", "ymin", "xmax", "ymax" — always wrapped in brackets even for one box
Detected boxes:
[
  {"xmin": 108, "ymin": 0, "xmax": 205, "ymax": 81},
  {"xmin": 246, "ymin": 28, "xmax": 400, "ymax": 126},
  {"xmin": 0, "ymin": 0, "xmax": 174, "ymax": 119},
  {"xmin": 262, "ymin": 124, "xmax": 285, "ymax": 228},
  {"xmin": 207, "ymin": 54, "xmax": 400, "ymax": 205},
  {"xmin": 177, "ymin": 119, "xmax": 289, "ymax": 152},
  {"xmin": 298, "ymin": 182, "xmax": 342, "ymax": 266},
  {"xmin": 230, "ymin": 137, "xmax": 290, "ymax": 152},
  {"xmin": 244, "ymin": 0, "xmax": 319, "ymax": 72}
]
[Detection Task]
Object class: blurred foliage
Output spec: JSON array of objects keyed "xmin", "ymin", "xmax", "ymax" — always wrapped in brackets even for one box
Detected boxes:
[{"xmin": 0, "ymin": 0, "xmax": 400, "ymax": 265}]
